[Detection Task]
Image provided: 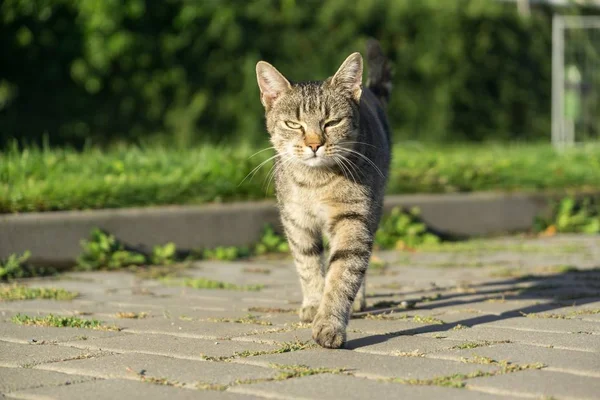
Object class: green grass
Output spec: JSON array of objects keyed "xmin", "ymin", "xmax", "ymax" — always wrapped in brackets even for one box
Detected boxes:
[
  {"xmin": 11, "ymin": 313, "xmax": 119, "ymax": 330},
  {"xmin": 163, "ymin": 277, "xmax": 263, "ymax": 292},
  {"xmin": 0, "ymin": 286, "xmax": 78, "ymax": 301},
  {"xmin": 2, "ymin": 143, "xmax": 600, "ymax": 213}
]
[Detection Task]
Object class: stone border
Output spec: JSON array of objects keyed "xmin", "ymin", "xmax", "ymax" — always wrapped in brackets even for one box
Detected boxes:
[{"xmin": 0, "ymin": 191, "xmax": 591, "ymax": 264}]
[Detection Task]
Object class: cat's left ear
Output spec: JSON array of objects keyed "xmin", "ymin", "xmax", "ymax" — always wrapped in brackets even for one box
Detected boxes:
[
  {"xmin": 256, "ymin": 61, "xmax": 292, "ymax": 110},
  {"xmin": 331, "ymin": 52, "xmax": 363, "ymax": 102}
]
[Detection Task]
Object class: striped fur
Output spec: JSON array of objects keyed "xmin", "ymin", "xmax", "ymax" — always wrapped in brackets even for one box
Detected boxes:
[{"xmin": 256, "ymin": 41, "xmax": 391, "ymax": 349}]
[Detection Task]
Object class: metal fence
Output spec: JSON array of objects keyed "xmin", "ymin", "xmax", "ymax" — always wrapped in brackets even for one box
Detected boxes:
[{"xmin": 552, "ymin": 15, "xmax": 600, "ymax": 148}]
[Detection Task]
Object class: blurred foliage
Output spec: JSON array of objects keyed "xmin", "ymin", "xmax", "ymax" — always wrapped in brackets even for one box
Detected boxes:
[
  {"xmin": 375, "ymin": 207, "xmax": 441, "ymax": 250},
  {"xmin": 77, "ymin": 228, "xmax": 146, "ymax": 270},
  {"xmin": 3, "ymin": 142, "xmax": 600, "ymax": 214},
  {"xmin": 0, "ymin": 250, "xmax": 57, "ymax": 281},
  {"xmin": 1, "ymin": 0, "xmax": 591, "ymax": 147},
  {"xmin": 255, "ymin": 225, "xmax": 289, "ymax": 255},
  {"xmin": 535, "ymin": 197, "xmax": 600, "ymax": 234}
]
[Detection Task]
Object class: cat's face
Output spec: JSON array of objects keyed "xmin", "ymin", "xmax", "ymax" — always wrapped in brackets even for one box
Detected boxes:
[{"xmin": 256, "ymin": 54, "xmax": 363, "ymax": 168}]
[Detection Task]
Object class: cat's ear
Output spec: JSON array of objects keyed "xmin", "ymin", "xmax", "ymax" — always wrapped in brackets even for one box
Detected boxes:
[
  {"xmin": 256, "ymin": 61, "xmax": 292, "ymax": 110},
  {"xmin": 331, "ymin": 52, "xmax": 363, "ymax": 102}
]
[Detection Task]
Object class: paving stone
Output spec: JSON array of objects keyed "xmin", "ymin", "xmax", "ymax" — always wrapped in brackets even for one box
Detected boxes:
[
  {"xmin": 467, "ymin": 369, "xmax": 600, "ymax": 399},
  {"xmin": 229, "ymin": 373, "xmax": 514, "ymax": 400},
  {"xmin": 237, "ymin": 348, "xmax": 497, "ymax": 380},
  {"xmin": 113, "ymin": 316, "xmax": 278, "ymax": 339},
  {"xmin": 0, "ymin": 341, "xmax": 106, "ymax": 368},
  {"xmin": 62, "ymin": 333, "xmax": 278, "ymax": 360},
  {"xmin": 478, "ymin": 315, "xmax": 600, "ymax": 333},
  {"xmin": 431, "ymin": 342, "xmax": 600, "ymax": 377},
  {"xmin": 345, "ymin": 334, "xmax": 460, "ymax": 355},
  {"xmin": 36, "ymin": 352, "xmax": 277, "ymax": 387},
  {"xmin": 419, "ymin": 326, "xmax": 600, "ymax": 353},
  {"xmin": 0, "ymin": 321, "xmax": 126, "ymax": 344},
  {"xmin": 235, "ymin": 327, "xmax": 369, "ymax": 346},
  {"xmin": 7, "ymin": 379, "xmax": 260, "ymax": 400},
  {"xmin": 0, "ymin": 300, "xmax": 98, "ymax": 315},
  {"xmin": 0, "ymin": 367, "xmax": 93, "ymax": 393}
]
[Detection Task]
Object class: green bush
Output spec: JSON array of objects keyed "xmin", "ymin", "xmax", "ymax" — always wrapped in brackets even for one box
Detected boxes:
[
  {"xmin": 535, "ymin": 197, "xmax": 600, "ymax": 234},
  {"xmin": 0, "ymin": 0, "xmax": 589, "ymax": 147},
  {"xmin": 3, "ymin": 142, "xmax": 600, "ymax": 214}
]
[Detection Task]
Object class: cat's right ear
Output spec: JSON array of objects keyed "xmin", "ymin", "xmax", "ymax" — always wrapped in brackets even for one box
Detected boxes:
[{"xmin": 256, "ymin": 61, "xmax": 291, "ymax": 110}]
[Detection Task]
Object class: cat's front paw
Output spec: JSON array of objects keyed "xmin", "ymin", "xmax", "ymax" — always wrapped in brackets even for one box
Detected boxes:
[
  {"xmin": 299, "ymin": 304, "xmax": 319, "ymax": 323},
  {"xmin": 312, "ymin": 314, "xmax": 346, "ymax": 349}
]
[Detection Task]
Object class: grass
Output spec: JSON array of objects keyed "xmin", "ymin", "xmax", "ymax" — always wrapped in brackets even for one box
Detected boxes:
[
  {"xmin": 200, "ymin": 339, "xmax": 313, "ymax": 362},
  {"xmin": 11, "ymin": 313, "xmax": 119, "ymax": 330},
  {"xmin": 206, "ymin": 314, "xmax": 273, "ymax": 326},
  {"xmin": 2, "ymin": 142, "xmax": 600, "ymax": 213},
  {"xmin": 163, "ymin": 277, "xmax": 263, "ymax": 292},
  {"xmin": 362, "ymin": 313, "xmax": 446, "ymax": 324},
  {"xmin": 115, "ymin": 311, "xmax": 148, "ymax": 319},
  {"xmin": 394, "ymin": 360, "xmax": 545, "ymax": 388},
  {"xmin": 0, "ymin": 286, "xmax": 78, "ymax": 301},
  {"xmin": 247, "ymin": 306, "xmax": 297, "ymax": 314}
]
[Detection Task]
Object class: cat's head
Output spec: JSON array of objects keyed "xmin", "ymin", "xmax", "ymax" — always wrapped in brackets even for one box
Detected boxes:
[{"xmin": 256, "ymin": 53, "xmax": 363, "ymax": 168}]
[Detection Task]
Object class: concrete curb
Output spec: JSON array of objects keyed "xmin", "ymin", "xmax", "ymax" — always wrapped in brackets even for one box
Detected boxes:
[{"xmin": 0, "ymin": 191, "xmax": 591, "ymax": 265}]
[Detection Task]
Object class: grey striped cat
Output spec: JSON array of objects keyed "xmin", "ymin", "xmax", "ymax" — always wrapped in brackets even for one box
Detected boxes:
[{"xmin": 255, "ymin": 40, "xmax": 392, "ymax": 348}]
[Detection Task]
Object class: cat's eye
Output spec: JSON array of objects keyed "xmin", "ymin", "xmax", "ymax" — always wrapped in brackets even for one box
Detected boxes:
[
  {"xmin": 324, "ymin": 119, "xmax": 343, "ymax": 129},
  {"xmin": 284, "ymin": 121, "xmax": 303, "ymax": 129}
]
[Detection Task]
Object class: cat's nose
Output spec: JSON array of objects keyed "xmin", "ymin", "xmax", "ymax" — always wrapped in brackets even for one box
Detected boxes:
[{"xmin": 307, "ymin": 143, "xmax": 321, "ymax": 153}]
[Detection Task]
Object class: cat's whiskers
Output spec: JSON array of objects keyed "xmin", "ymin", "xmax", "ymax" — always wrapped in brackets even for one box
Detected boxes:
[
  {"xmin": 333, "ymin": 152, "xmax": 365, "ymax": 183},
  {"xmin": 239, "ymin": 154, "xmax": 280, "ymax": 186},
  {"xmin": 331, "ymin": 156, "xmax": 353, "ymax": 185},
  {"xmin": 265, "ymin": 154, "xmax": 295, "ymax": 194},
  {"xmin": 339, "ymin": 147, "xmax": 385, "ymax": 178},
  {"xmin": 248, "ymin": 146, "xmax": 276, "ymax": 159},
  {"xmin": 333, "ymin": 151, "xmax": 363, "ymax": 184},
  {"xmin": 342, "ymin": 141, "xmax": 379, "ymax": 150}
]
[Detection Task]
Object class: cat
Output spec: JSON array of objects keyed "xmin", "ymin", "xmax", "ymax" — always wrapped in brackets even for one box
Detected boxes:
[{"xmin": 255, "ymin": 39, "xmax": 392, "ymax": 348}]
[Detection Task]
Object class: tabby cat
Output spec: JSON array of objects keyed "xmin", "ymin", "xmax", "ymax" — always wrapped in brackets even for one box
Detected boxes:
[{"xmin": 255, "ymin": 40, "xmax": 392, "ymax": 348}]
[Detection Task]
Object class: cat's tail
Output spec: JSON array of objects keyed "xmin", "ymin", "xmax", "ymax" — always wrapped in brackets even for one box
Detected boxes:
[{"xmin": 366, "ymin": 38, "xmax": 392, "ymax": 108}]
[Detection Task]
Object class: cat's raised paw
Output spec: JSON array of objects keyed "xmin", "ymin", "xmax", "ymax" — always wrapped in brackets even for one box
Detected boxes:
[
  {"xmin": 299, "ymin": 305, "xmax": 318, "ymax": 323},
  {"xmin": 312, "ymin": 314, "xmax": 346, "ymax": 349}
]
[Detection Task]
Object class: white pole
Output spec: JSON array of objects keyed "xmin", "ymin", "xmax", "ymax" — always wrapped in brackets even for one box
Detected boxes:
[{"xmin": 552, "ymin": 15, "xmax": 565, "ymax": 150}]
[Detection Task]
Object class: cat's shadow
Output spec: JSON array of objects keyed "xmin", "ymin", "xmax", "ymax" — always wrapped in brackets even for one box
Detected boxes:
[{"xmin": 344, "ymin": 268, "xmax": 600, "ymax": 350}]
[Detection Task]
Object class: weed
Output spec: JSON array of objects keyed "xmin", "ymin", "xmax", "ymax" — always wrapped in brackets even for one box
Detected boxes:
[
  {"xmin": 132, "ymin": 264, "xmax": 189, "ymax": 279},
  {"xmin": 394, "ymin": 359, "xmax": 544, "ymax": 388},
  {"xmin": 535, "ymin": 197, "xmax": 600, "ymax": 234},
  {"xmin": 12, "ymin": 313, "xmax": 119, "ymax": 330},
  {"xmin": 255, "ymin": 225, "xmax": 289, "ymax": 255},
  {"xmin": 196, "ymin": 382, "xmax": 228, "ymax": 391},
  {"xmin": 452, "ymin": 340, "xmax": 510, "ymax": 350},
  {"xmin": 394, "ymin": 350, "xmax": 425, "ymax": 357},
  {"xmin": 201, "ymin": 339, "xmax": 313, "ymax": 362},
  {"xmin": 77, "ymin": 229, "xmax": 146, "ymax": 270},
  {"xmin": 273, "ymin": 364, "xmax": 347, "ymax": 379},
  {"xmin": 202, "ymin": 246, "xmax": 251, "ymax": 261},
  {"xmin": 206, "ymin": 314, "xmax": 272, "ymax": 326},
  {"xmin": 0, "ymin": 285, "xmax": 78, "ymax": 301},
  {"xmin": 150, "ymin": 242, "xmax": 178, "ymax": 265},
  {"xmin": 247, "ymin": 306, "xmax": 297, "ymax": 314},
  {"xmin": 0, "ymin": 251, "xmax": 56, "ymax": 281},
  {"xmin": 164, "ymin": 277, "xmax": 263, "ymax": 292},
  {"xmin": 461, "ymin": 355, "xmax": 496, "ymax": 364},
  {"xmin": 243, "ymin": 267, "xmax": 272, "ymax": 274},
  {"xmin": 521, "ymin": 309, "xmax": 600, "ymax": 320},
  {"xmin": 362, "ymin": 313, "xmax": 445, "ymax": 325},
  {"xmin": 374, "ymin": 207, "xmax": 441, "ymax": 250},
  {"xmin": 115, "ymin": 312, "xmax": 148, "ymax": 319}
]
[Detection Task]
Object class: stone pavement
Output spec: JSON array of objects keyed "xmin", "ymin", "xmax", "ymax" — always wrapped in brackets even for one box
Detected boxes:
[{"xmin": 1, "ymin": 234, "xmax": 599, "ymax": 399}]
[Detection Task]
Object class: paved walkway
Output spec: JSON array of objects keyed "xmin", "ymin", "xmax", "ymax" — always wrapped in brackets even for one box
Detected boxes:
[{"xmin": 1, "ymin": 235, "xmax": 599, "ymax": 399}]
